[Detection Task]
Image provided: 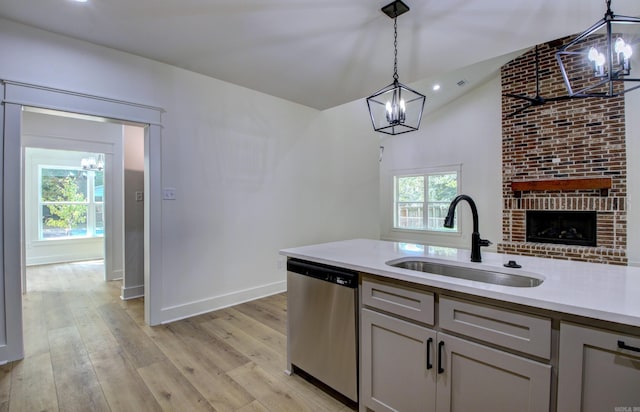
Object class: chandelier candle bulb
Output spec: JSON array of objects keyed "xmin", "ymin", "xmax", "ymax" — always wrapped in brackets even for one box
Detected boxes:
[
  {"xmin": 614, "ymin": 37, "xmax": 632, "ymax": 71},
  {"xmin": 588, "ymin": 47, "xmax": 606, "ymax": 77},
  {"xmin": 385, "ymin": 94, "xmax": 406, "ymax": 125},
  {"xmin": 80, "ymin": 158, "xmax": 91, "ymax": 169}
]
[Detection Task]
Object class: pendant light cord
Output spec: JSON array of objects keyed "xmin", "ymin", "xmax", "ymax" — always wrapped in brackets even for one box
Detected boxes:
[
  {"xmin": 605, "ymin": 0, "xmax": 613, "ymax": 19},
  {"xmin": 393, "ymin": 16, "xmax": 399, "ymax": 82}
]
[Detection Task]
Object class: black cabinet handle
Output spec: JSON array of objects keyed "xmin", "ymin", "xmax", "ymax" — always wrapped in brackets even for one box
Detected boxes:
[
  {"xmin": 618, "ymin": 340, "xmax": 640, "ymax": 353},
  {"xmin": 438, "ymin": 341, "xmax": 445, "ymax": 374},
  {"xmin": 426, "ymin": 338, "xmax": 433, "ymax": 370}
]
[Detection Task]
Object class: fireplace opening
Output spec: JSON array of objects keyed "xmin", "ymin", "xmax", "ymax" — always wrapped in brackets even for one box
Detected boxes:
[{"xmin": 526, "ymin": 211, "xmax": 597, "ymax": 247}]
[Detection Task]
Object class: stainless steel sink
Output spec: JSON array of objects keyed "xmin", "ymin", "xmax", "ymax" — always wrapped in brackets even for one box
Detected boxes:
[{"xmin": 386, "ymin": 258, "xmax": 543, "ymax": 287}]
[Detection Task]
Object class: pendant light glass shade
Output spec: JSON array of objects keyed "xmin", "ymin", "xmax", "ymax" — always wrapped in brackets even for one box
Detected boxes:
[
  {"xmin": 366, "ymin": 0, "xmax": 425, "ymax": 135},
  {"xmin": 556, "ymin": 0, "xmax": 640, "ymax": 97}
]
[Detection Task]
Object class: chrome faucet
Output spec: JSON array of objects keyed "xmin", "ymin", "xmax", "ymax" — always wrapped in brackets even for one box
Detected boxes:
[{"xmin": 443, "ymin": 194, "xmax": 492, "ymax": 262}]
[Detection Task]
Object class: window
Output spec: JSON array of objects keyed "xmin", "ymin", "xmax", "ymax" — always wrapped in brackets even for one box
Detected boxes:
[
  {"xmin": 39, "ymin": 167, "xmax": 104, "ymax": 239},
  {"xmin": 394, "ymin": 170, "xmax": 458, "ymax": 231}
]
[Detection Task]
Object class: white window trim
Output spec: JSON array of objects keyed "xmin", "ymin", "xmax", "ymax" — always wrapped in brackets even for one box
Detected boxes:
[
  {"xmin": 390, "ymin": 164, "xmax": 462, "ymax": 235},
  {"xmin": 37, "ymin": 165, "xmax": 104, "ymax": 241}
]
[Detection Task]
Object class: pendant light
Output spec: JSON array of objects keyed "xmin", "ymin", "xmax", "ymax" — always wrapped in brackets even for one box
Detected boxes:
[
  {"xmin": 366, "ymin": 0, "xmax": 425, "ymax": 135},
  {"xmin": 556, "ymin": 0, "xmax": 640, "ymax": 97},
  {"xmin": 81, "ymin": 154, "xmax": 105, "ymax": 171}
]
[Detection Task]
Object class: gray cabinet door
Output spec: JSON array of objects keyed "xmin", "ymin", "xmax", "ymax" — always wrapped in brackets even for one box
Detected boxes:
[
  {"xmin": 557, "ymin": 322, "xmax": 640, "ymax": 412},
  {"xmin": 361, "ymin": 308, "xmax": 437, "ymax": 412},
  {"xmin": 435, "ymin": 333, "xmax": 551, "ymax": 412}
]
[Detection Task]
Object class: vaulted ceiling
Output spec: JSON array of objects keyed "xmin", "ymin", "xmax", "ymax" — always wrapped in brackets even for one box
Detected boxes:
[{"xmin": 2, "ymin": 0, "xmax": 640, "ymax": 110}]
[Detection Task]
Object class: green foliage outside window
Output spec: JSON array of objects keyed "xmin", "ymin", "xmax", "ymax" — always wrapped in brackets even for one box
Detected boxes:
[
  {"xmin": 395, "ymin": 171, "xmax": 458, "ymax": 231},
  {"xmin": 397, "ymin": 176, "xmax": 424, "ymax": 202},
  {"xmin": 42, "ymin": 172, "xmax": 87, "ymax": 236},
  {"xmin": 428, "ymin": 174, "xmax": 457, "ymax": 202}
]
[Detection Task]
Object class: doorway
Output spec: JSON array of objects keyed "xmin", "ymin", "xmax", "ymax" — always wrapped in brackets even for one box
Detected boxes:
[
  {"xmin": 24, "ymin": 147, "xmax": 107, "ymax": 289},
  {"xmin": 21, "ymin": 110, "xmax": 147, "ymax": 299},
  {"xmin": 1, "ymin": 80, "xmax": 164, "ymax": 363},
  {"xmin": 21, "ymin": 108, "xmax": 127, "ymax": 291}
]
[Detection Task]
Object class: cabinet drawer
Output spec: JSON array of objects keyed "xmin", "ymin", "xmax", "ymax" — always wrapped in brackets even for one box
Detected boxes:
[
  {"xmin": 439, "ymin": 296, "xmax": 551, "ymax": 359},
  {"xmin": 362, "ymin": 279, "xmax": 434, "ymax": 325}
]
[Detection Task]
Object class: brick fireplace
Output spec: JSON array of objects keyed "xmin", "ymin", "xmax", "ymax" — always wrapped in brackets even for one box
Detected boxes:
[{"xmin": 498, "ymin": 38, "xmax": 627, "ymax": 265}]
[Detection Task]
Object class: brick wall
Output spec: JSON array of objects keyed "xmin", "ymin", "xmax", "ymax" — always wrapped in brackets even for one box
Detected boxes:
[{"xmin": 498, "ymin": 38, "xmax": 627, "ymax": 265}]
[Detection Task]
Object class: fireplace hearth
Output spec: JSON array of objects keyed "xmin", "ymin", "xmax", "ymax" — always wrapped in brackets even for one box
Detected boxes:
[{"xmin": 526, "ymin": 211, "xmax": 597, "ymax": 247}]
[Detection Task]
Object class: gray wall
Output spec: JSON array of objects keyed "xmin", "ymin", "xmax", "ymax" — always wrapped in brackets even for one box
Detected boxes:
[{"xmin": 123, "ymin": 125, "xmax": 145, "ymax": 298}]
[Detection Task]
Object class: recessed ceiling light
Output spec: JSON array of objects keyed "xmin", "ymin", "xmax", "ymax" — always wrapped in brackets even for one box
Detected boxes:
[
  {"xmin": 73, "ymin": 0, "xmax": 88, "ymax": 3},
  {"xmin": 432, "ymin": 84, "xmax": 441, "ymax": 91}
]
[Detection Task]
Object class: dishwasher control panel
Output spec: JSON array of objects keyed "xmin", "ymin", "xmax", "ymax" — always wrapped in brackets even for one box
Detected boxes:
[{"xmin": 287, "ymin": 258, "xmax": 358, "ymax": 288}]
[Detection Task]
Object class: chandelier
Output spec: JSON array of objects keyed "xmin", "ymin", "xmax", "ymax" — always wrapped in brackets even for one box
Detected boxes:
[
  {"xmin": 81, "ymin": 154, "xmax": 104, "ymax": 171},
  {"xmin": 556, "ymin": 0, "xmax": 640, "ymax": 97},
  {"xmin": 366, "ymin": 0, "xmax": 425, "ymax": 135}
]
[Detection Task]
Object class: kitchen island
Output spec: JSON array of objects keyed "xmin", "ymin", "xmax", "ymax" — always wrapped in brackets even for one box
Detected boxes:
[{"xmin": 280, "ymin": 238, "xmax": 640, "ymax": 412}]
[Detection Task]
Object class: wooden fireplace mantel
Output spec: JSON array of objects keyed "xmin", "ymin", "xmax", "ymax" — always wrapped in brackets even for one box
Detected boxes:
[{"xmin": 511, "ymin": 177, "xmax": 612, "ymax": 198}]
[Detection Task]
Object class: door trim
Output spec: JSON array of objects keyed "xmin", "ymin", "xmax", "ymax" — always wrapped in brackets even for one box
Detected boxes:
[{"xmin": 1, "ymin": 80, "xmax": 164, "ymax": 362}]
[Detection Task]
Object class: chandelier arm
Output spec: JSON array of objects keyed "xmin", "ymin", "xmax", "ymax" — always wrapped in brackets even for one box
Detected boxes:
[{"xmin": 560, "ymin": 18, "xmax": 607, "ymax": 47}]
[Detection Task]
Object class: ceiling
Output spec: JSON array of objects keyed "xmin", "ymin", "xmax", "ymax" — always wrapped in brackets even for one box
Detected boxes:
[{"xmin": 2, "ymin": 0, "xmax": 640, "ymax": 111}]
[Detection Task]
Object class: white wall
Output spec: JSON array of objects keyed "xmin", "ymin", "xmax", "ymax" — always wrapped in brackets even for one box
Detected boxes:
[
  {"xmin": 0, "ymin": 18, "xmax": 380, "ymax": 323},
  {"xmin": 379, "ymin": 76, "xmax": 503, "ymax": 252},
  {"xmin": 626, "ymin": 88, "xmax": 640, "ymax": 266}
]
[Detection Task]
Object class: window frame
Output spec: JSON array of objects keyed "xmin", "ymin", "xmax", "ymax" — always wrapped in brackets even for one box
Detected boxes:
[
  {"xmin": 392, "ymin": 166, "xmax": 461, "ymax": 233},
  {"xmin": 38, "ymin": 165, "xmax": 105, "ymax": 240}
]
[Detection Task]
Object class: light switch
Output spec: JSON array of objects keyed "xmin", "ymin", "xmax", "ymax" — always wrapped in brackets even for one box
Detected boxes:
[
  {"xmin": 163, "ymin": 188, "xmax": 176, "ymax": 200},
  {"xmin": 135, "ymin": 191, "xmax": 144, "ymax": 202}
]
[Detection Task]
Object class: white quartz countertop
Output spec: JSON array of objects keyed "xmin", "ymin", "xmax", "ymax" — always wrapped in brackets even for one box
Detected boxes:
[{"xmin": 280, "ymin": 238, "xmax": 640, "ymax": 328}]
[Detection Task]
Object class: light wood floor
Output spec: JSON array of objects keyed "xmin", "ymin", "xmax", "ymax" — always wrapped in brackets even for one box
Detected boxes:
[{"xmin": 0, "ymin": 261, "xmax": 354, "ymax": 411}]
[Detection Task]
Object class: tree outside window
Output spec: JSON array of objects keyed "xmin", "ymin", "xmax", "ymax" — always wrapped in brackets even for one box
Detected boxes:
[
  {"xmin": 40, "ymin": 167, "xmax": 104, "ymax": 239},
  {"xmin": 395, "ymin": 171, "xmax": 458, "ymax": 231}
]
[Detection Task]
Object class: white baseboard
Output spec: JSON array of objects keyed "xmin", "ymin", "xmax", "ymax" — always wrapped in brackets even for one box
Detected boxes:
[
  {"xmin": 158, "ymin": 280, "xmax": 286, "ymax": 324},
  {"xmin": 108, "ymin": 268, "xmax": 124, "ymax": 282},
  {"xmin": 121, "ymin": 284, "xmax": 144, "ymax": 300},
  {"xmin": 26, "ymin": 254, "xmax": 105, "ymax": 266}
]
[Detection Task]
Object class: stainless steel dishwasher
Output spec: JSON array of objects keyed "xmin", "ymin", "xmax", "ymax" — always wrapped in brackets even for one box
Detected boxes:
[{"xmin": 286, "ymin": 258, "xmax": 358, "ymax": 403}]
